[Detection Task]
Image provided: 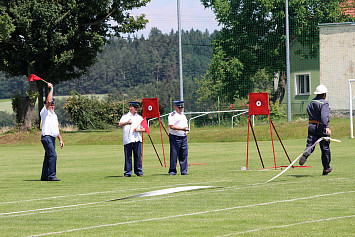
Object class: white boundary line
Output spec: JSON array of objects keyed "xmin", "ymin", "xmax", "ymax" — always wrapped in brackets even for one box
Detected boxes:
[
  {"xmin": 217, "ymin": 215, "xmax": 355, "ymax": 236},
  {"xmin": 0, "ymin": 181, "xmax": 304, "ymax": 218},
  {"xmin": 1, "ymin": 178, "xmax": 350, "ymax": 218},
  {"xmin": 26, "ymin": 191, "xmax": 355, "ymax": 237},
  {"xmin": 0, "ymin": 180, "xmax": 231, "ymax": 205}
]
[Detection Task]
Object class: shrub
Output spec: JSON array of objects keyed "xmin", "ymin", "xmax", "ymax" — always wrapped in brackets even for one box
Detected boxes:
[
  {"xmin": 0, "ymin": 111, "xmax": 15, "ymax": 127},
  {"xmin": 64, "ymin": 92, "xmax": 129, "ymax": 130},
  {"xmin": 269, "ymin": 100, "xmax": 286, "ymax": 121}
]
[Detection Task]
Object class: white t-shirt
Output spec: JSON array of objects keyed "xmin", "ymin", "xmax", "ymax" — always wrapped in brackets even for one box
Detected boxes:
[
  {"xmin": 40, "ymin": 106, "xmax": 59, "ymax": 137},
  {"xmin": 168, "ymin": 110, "xmax": 188, "ymax": 136},
  {"xmin": 119, "ymin": 112, "xmax": 143, "ymax": 145}
]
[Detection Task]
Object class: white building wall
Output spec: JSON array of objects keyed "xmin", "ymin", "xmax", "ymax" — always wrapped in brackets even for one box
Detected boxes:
[{"xmin": 319, "ymin": 23, "xmax": 355, "ymax": 110}]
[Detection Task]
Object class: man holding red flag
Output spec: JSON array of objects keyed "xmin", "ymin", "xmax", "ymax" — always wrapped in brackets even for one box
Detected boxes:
[
  {"xmin": 119, "ymin": 101, "xmax": 146, "ymax": 177},
  {"xmin": 40, "ymin": 82, "xmax": 64, "ymax": 181}
]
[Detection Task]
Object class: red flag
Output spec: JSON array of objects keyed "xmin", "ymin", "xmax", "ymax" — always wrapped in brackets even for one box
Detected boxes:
[
  {"xmin": 29, "ymin": 74, "xmax": 43, "ymax": 81},
  {"xmin": 141, "ymin": 117, "xmax": 150, "ymax": 135}
]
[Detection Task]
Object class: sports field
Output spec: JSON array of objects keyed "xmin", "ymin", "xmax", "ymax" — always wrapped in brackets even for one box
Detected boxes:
[{"xmin": 0, "ymin": 124, "xmax": 354, "ymax": 236}]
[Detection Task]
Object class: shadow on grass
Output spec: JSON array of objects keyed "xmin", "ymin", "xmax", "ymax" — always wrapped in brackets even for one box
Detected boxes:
[
  {"xmin": 151, "ymin": 173, "xmax": 175, "ymax": 176},
  {"xmin": 287, "ymin": 174, "xmax": 311, "ymax": 178}
]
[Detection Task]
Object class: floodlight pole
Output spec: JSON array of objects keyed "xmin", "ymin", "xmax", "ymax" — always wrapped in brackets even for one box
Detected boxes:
[
  {"xmin": 285, "ymin": 0, "xmax": 291, "ymax": 122},
  {"xmin": 177, "ymin": 0, "xmax": 184, "ymax": 101}
]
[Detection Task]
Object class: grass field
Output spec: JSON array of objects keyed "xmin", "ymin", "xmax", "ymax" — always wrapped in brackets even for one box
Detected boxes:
[
  {"xmin": 0, "ymin": 99, "xmax": 12, "ymax": 114},
  {"xmin": 0, "ymin": 122, "xmax": 354, "ymax": 236}
]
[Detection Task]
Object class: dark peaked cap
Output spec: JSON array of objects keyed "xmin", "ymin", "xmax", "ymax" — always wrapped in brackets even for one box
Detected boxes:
[
  {"xmin": 173, "ymin": 101, "xmax": 184, "ymax": 108},
  {"xmin": 129, "ymin": 101, "xmax": 141, "ymax": 108}
]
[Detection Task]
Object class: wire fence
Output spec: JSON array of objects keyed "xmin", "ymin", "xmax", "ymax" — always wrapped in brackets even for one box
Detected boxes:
[{"xmin": 179, "ymin": 0, "xmax": 355, "ymax": 124}]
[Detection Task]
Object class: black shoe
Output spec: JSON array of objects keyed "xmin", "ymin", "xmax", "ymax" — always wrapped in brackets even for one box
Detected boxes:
[
  {"xmin": 48, "ymin": 177, "xmax": 61, "ymax": 181},
  {"xmin": 169, "ymin": 173, "xmax": 176, "ymax": 176},
  {"xmin": 181, "ymin": 173, "xmax": 189, "ymax": 175},
  {"xmin": 123, "ymin": 175, "xmax": 131, "ymax": 177},
  {"xmin": 322, "ymin": 166, "xmax": 332, "ymax": 175},
  {"xmin": 299, "ymin": 155, "xmax": 308, "ymax": 166}
]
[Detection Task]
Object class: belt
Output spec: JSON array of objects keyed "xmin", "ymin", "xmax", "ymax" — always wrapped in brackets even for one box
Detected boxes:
[
  {"xmin": 309, "ymin": 120, "xmax": 320, "ymax": 128},
  {"xmin": 309, "ymin": 120, "xmax": 320, "ymax": 125},
  {"xmin": 41, "ymin": 135, "xmax": 55, "ymax": 138}
]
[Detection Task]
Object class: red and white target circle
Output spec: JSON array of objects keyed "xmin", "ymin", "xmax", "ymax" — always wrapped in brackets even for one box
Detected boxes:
[
  {"xmin": 142, "ymin": 98, "xmax": 160, "ymax": 118},
  {"xmin": 249, "ymin": 93, "xmax": 269, "ymax": 115}
]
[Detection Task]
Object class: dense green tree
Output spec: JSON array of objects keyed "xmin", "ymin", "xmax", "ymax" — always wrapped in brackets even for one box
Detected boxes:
[
  {"xmin": 0, "ymin": 0, "xmax": 150, "ymax": 130},
  {"xmin": 201, "ymin": 0, "xmax": 355, "ymax": 103}
]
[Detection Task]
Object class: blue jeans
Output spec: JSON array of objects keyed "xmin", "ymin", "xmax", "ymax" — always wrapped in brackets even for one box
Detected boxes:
[
  {"xmin": 124, "ymin": 142, "xmax": 143, "ymax": 176},
  {"xmin": 41, "ymin": 135, "xmax": 58, "ymax": 180}
]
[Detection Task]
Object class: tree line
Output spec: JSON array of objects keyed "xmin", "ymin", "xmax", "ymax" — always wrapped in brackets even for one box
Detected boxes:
[{"xmin": 1, "ymin": 28, "xmax": 217, "ymax": 113}]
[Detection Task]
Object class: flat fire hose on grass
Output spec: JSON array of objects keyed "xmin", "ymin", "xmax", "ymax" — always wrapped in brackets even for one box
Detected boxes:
[{"xmin": 265, "ymin": 137, "xmax": 341, "ymax": 183}]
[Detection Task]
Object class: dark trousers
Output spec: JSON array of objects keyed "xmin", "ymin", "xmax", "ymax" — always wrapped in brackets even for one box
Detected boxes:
[
  {"xmin": 41, "ymin": 135, "xmax": 57, "ymax": 180},
  {"xmin": 305, "ymin": 124, "xmax": 331, "ymax": 170},
  {"xmin": 124, "ymin": 142, "xmax": 143, "ymax": 176},
  {"xmin": 169, "ymin": 134, "xmax": 188, "ymax": 175}
]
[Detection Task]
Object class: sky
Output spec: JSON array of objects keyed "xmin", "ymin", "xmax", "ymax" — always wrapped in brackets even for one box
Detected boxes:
[{"xmin": 125, "ymin": 0, "xmax": 221, "ymax": 37}]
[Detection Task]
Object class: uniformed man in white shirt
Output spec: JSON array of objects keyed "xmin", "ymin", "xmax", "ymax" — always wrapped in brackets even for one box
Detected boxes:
[
  {"xmin": 168, "ymin": 101, "xmax": 189, "ymax": 175},
  {"xmin": 40, "ymin": 83, "xmax": 64, "ymax": 181},
  {"xmin": 119, "ymin": 101, "xmax": 146, "ymax": 177}
]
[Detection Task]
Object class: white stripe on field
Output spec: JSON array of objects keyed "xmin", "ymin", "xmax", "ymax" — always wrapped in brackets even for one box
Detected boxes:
[
  {"xmin": 1, "ymin": 179, "xmax": 350, "ymax": 218},
  {"xmin": 26, "ymin": 191, "xmax": 355, "ymax": 237},
  {"xmin": 217, "ymin": 215, "xmax": 355, "ymax": 236},
  {"xmin": 0, "ymin": 180, "xmax": 230, "ymax": 205},
  {"xmin": 0, "ymin": 186, "xmax": 212, "ymax": 216},
  {"xmin": 0, "ymin": 201, "xmax": 103, "ymax": 216},
  {"xmin": 2, "ymin": 177, "xmax": 347, "ymax": 205}
]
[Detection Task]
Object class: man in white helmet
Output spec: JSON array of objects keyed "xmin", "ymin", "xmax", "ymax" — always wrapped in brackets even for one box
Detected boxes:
[{"xmin": 299, "ymin": 84, "xmax": 332, "ymax": 175}]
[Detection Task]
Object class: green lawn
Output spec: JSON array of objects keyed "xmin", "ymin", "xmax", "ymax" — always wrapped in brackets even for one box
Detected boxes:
[
  {"xmin": 0, "ymin": 99, "xmax": 12, "ymax": 114},
  {"xmin": 0, "ymin": 130, "xmax": 354, "ymax": 236}
]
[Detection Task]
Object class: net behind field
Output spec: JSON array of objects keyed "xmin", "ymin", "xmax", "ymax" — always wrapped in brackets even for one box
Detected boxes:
[{"xmin": 179, "ymin": 0, "xmax": 355, "ymax": 125}]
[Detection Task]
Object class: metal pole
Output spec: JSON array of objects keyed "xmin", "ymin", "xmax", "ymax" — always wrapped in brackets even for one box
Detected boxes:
[
  {"xmin": 349, "ymin": 79, "xmax": 355, "ymax": 138},
  {"xmin": 218, "ymin": 96, "xmax": 220, "ymax": 127},
  {"xmin": 177, "ymin": 0, "xmax": 184, "ymax": 101},
  {"xmin": 285, "ymin": 0, "xmax": 291, "ymax": 122}
]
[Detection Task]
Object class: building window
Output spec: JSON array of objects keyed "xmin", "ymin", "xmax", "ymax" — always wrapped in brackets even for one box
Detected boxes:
[{"xmin": 295, "ymin": 73, "xmax": 310, "ymax": 95}]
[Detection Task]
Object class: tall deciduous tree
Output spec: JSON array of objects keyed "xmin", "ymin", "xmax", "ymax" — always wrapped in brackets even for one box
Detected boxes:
[
  {"xmin": 200, "ymin": 0, "xmax": 355, "ymax": 103},
  {"xmin": 0, "ymin": 0, "xmax": 150, "ymax": 130}
]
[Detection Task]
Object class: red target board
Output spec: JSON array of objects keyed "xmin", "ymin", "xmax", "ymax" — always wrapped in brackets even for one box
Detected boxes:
[
  {"xmin": 249, "ymin": 93, "xmax": 269, "ymax": 115},
  {"xmin": 142, "ymin": 98, "xmax": 160, "ymax": 118}
]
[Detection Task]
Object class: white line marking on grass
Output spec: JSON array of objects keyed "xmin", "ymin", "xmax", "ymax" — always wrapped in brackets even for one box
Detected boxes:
[
  {"xmin": 26, "ymin": 191, "xmax": 355, "ymax": 237},
  {"xmin": 217, "ymin": 215, "xmax": 355, "ymax": 236},
  {"xmin": 0, "ymin": 180, "xmax": 231, "ymax": 205},
  {"xmin": 0, "ymin": 191, "xmax": 118, "ymax": 205},
  {"xmin": 0, "ymin": 186, "xmax": 212, "ymax": 217},
  {"xmin": 0, "ymin": 201, "xmax": 103, "ymax": 216},
  {"xmin": 1, "ymin": 179, "xmax": 350, "ymax": 218}
]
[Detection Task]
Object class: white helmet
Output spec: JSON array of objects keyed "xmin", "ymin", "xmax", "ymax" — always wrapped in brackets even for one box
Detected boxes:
[{"xmin": 314, "ymin": 84, "xmax": 329, "ymax": 94}]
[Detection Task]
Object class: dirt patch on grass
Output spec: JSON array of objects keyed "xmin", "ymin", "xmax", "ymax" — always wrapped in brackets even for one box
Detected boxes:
[{"xmin": 0, "ymin": 131, "xmax": 41, "ymax": 145}]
